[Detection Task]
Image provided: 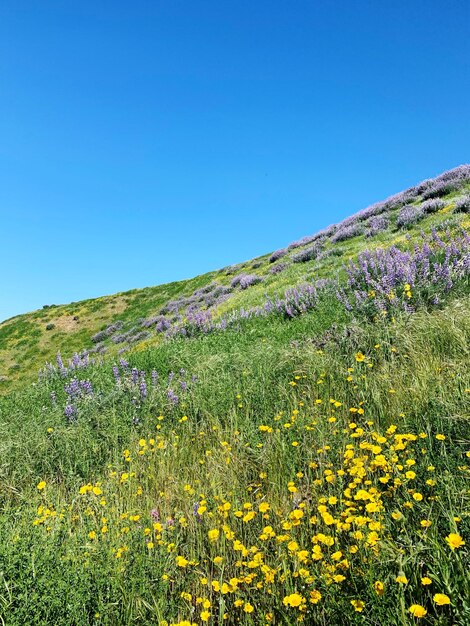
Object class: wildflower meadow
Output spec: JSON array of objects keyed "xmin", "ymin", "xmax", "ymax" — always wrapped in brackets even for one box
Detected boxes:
[{"xmin": 0, "ymin": 166, "xmax": 469, "ymax": 625}]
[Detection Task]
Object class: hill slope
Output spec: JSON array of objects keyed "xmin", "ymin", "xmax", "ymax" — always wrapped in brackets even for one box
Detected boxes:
[
  {"xmin": 1, "ymin": 165, "xmax": 470, "ymax": 393},
  {"xmin": 0, "ymin": 166, "xmax": 469, "ymax": 626}
]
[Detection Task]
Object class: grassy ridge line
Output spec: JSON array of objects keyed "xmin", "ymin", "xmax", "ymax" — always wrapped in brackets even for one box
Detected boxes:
[{"xmin": 1, "ymin": 171, "xmax": 469, "ymax": 392}]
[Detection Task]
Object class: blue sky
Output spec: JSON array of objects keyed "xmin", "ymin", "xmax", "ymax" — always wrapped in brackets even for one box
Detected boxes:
[{"xmin": 0, "ymin": 1, "xmax": 469, "ymax": 322}]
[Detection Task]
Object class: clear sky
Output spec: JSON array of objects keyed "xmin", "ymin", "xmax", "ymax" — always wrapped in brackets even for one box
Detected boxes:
[{"xmin": 0, "ymin": 1, "xmax": 469, "ymax": 322}]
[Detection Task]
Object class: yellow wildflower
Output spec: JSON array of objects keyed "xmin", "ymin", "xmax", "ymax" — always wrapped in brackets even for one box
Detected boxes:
[
  {"xmin": 283, "ymin": 593, "xmax": 304, "ymax": 607},
  {"xmin": 309, "ymin": 590, "xmax": 322, "ymax": 604},
  {"xmin": 433, "ymin": 593, "xmax": 451, "ymax": 606},
  {"xmin": 409, "ymin": 605, "xmax": 427, "ymax": 618},
  {"xmin": 374, "ymin": 581, "xmax": 385, "ymax": 595},
  {"xmin": 445, "ymin": 533, "xmax": 465, "ymax": 550}
]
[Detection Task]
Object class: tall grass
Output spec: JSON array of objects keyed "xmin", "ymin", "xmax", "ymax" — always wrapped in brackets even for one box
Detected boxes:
[{"xmin": 0, "ymin": 290, "xmax": 469, "ymax": 625}]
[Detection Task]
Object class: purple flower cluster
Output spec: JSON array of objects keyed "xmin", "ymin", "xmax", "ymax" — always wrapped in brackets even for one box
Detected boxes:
[
  {"xmin": 64, "ymin": 403, "xmax": 77, "ymax": 423},
  {"xmin": 331, "ymin": 223, "xmax": 364, "ymax": 243},
  {"xmin": 287, "ymin": 234, "xmax": 321, "ymax": 251},
  {"xmin": 128, "ymin": 330, "xmax": 151, "ymax": 344},
  {"xmin": 39, "ymin": 350, "xmax": 93, "ymax": 381},
  {"xmin": 336, "ymin": 229, "xmax": 470, "ymax": 318},
  {"xmin": 167, "ymin": 389, "xmax": 179, "ymax": 405},
  {"xmin": 110, "ymin": 361, "xmax": 195, "ymax": 409},
  {"xmin": 169, "ymin": 278, "xmax": 331, "ymax": 338},
  {"xmin": 141, "ymin": 314, "xmax": 167, "ymax": 329},
  {"xmin": 396, "ymin": 205, "xmax": 426, "ymax": 229},
  {"xmin": 49, "ymin": 352, "xmax": 199, "ymax": 427},
  {"xmin": 365, "ymin": 216, "xmax": 389, "ymax": 238},
  {"xmin": 269, "ymin": 248, "xmax": 287, "ymax": 263},
  {"xmin": 418, "ymin": 165, "xmax": 470, "ymax": 199},
  {"xmin": 454, "ymin": 195, "xmax": 470, "ymax": 213},
  {"xmin": 422, "ymin": 179, "xmax": 460, "ymax": 200},
  {"xmin": 62, "ymin": 377, "xmax": 94, "ymax": 420},
  {"xmin": 64, "ymin": 378, "xmax": 94, "ymax": 399},
  {"xmin": 107, "ymin": 282, "xmax": 235, "ymax": 347},
  {"xmin": 159, "ymin": 283, "xmax": 232, "ymax": 317},
  {"xmin": 91, "ymin": 321, "xmax": 124, "ymax": 343},
  {"xmin": 421, "ymin": 198, "xmax": 446, "ymax": 214},
  {"xmin": 268, "ymin": 262, "xmax": 287, "ymax": 274},
  {"xmin": 230, "ymin": 274, "xmax": 263, "ymax": 289},
  {"xmin": 264, "ymin": 284, "xmax": 321, "ymax": 318},
  {"xmin": 292, "ymin": 243, "xmax": 322, "ymax": 263},
  {"xmin": 312, "ymin": 165, "xmax": 469, "ymax": 245}
]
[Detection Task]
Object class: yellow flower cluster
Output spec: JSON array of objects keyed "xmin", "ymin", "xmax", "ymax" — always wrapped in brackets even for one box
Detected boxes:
[{"xmin": 31, "ymin": 362, "xmax": 468, "ymax": 624}]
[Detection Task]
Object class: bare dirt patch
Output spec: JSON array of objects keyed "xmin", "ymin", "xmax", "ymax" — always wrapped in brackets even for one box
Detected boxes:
[{"xmin": 53, "ymin": 316, "xmax": 80, "ymax": 332}]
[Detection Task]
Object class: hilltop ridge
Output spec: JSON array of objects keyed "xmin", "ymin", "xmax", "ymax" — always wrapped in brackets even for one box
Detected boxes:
[{"xmin": 1, "ymin": 164, "xmax": 469, "ymax": 392}]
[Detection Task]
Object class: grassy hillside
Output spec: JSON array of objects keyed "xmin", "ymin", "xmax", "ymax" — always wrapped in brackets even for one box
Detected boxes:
[
  {"xmin": 0, "ymin": 166, "xmax": 469, "ymax": 625},
  {"xmin": 1, "ymin": 166, "xmax": 469, "ymax": 394}
]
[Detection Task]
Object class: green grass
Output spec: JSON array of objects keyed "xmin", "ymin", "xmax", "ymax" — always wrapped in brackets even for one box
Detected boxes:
[
  {"xmin": 0, "ymin": 288, "xmax": 469, "ymax": 624},
  {"xmin": 0, "ymin": 182, "xmax": 469, "ymax": 625}
]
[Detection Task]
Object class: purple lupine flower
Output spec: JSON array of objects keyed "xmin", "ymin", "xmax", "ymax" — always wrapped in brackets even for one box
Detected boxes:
[
  {"xmin": 64, "ymin": 403, "xmax": 77, "ymax": 422},
  {"xmin": 64, "ymin": 378, "xmax": 80, "ymax": 399},
  {"xmin": 421, "ymin": 198, "xmax": 446, "ymax": 214},
  {"xmin": 396, "ymin": 205, "xmax": 426, "ymax": 229},
  {"xmin": 112, "ymin": 365, "xmax": 121, "ymax": 383},
  {"xmin": 140, "ymin": 380, "xmax": 148, "ymax": 400},
  {"xmin": 156, "ymin": 318, "xmax": 171, "ymax": 333},
  {"xmin": 131, "ymin": 368, "xmax": 139, "ymax": 384},
  {"xmin": 330, "ymin": 223, "xmax": 364, "ymax": 243},
  {"xmin": 151, "ymin": 370, "xmax": 159, "ymax": 386},
  {"xmin": 336, "ymin": 230, "xmax": 470, "ymax": 318},
  {"xmin": 269, "ymin": 262, "xmax": 287, "ymax": 274},
  {"xmin": 422, "ymin": 178, "xmax": 460, "ymax": 200},
  {"xmin": 231, "ymin": 273, "xmax": 263, "ymax": 289},
  {"xmin": 50, "ymin": 391, "xmax": 57, "ymax": 405},
  {"xmin": 454, "ymin": 195, "xmax": 470, "ymax": 213},
  {"xmin": 91, "ymin": 330, "xmax": 107, "ymax": 343},
  {"xmin": 366, "ymin": 216, "xmax": 389, "ymax": 238},
  {"xmin": 79, "ymin": 379, "xmax": 93, "ymax": 396},
  {"xmin": 193, "ymin": 502, "xmax": 202, "ymax": 523},
  {"xmin": 269, "ymin": 248, "xmax": 287, "ymax": 262},
  {"xmin": 292, "ymin": 243, "xmax": 322, "ymax": 263},
  {"xmin": 167, "ymin": 389, "xmax": 179, "ymax": 405},
  {"xmin": 56, "ymin": 352, "xmax": 67, "ymax": 377},
  {"xmin": 240, "ymin": 274, "xmax": 263, "ymax": 289},
  {"xmin": 287, "ymin": 233, "xmax": 322, "ymax": 250}
]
